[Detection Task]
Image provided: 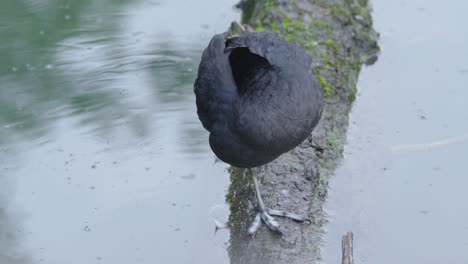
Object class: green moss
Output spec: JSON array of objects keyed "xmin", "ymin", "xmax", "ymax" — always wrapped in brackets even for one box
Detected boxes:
[
  {"xmin": 320, "ymin": 54, "xmax": 329, "ymax": 65},
  {"xmin": 318, "ymin": 75, "xmax": 334, "ymax": 96},
  {"xmin": 326, "ymin": 130, "xmax": 340, "ymax": 149},
  {"xmin": 282, "ymin": 16, "xmax": 291, "ymax": 31},
  {"xmin": 327, "ymin": 27, "xmax": 333, "ymax": 38},
  {"xmin": 284, "ymin": 35, "xmax": 294, "ymax": 42},
  {"xmin": 275, "ymin": 7, "xmax": 286, "ymax": 16},
  {"xmin": 265, "ymin": 0, "xmax": 275, "ymax": 11},
  {"xmin": 306, "ymin": 40, "xmax": 317, "ymax": 49},
  {"xmin": 256, "ymin": 26, "xmax": 265, "ymax": 32},
  {"xmin": 293, "ymin": 21, "xmax": 303, "ymax": 30},
  {"xmin": 270, "ymin": 20, "xmax": 279, "ymax": 33},
  {"xmin": 349, "ymin": 0, "xmax": 372, "ymax": 21},
  {"xmin": 225, "ymin": 167, "xmax": 246, "ymax": 205},
  {"xmin": 239, "ymin": 0, "xmax": 256, "ymax": 24},
  {"xmin": 309, "ymin": 20, "xmax": 319, "ymax": 28},
  {"xmin": 309, "ymin": 163, "xmax": 322, "ymax": 207},
  {"xmin": 325, "ymin": 3, "xmax": 355, "ymax": 23},
  {"xmin": 348, "ymin": 84, "xmax": 357, "ymax": 103}
]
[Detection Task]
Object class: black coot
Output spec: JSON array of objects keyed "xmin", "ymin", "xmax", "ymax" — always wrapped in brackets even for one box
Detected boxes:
[{"xmin": 194, "ymin": 24, "xmax": 323, "ymax": 234}]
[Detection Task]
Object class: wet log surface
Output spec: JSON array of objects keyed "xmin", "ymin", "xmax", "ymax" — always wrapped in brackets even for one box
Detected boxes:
[{"xmin": 226, "ymin": 0, "xmax": 379, "ymax": 263}]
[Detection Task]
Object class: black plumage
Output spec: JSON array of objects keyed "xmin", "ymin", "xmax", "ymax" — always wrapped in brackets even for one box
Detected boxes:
[{"xmin": 194, "ymin": 31, "xmax": 323, "ymax": 169}]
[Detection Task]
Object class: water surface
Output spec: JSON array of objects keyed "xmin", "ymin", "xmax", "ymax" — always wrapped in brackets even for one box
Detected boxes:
[
  {"xmin": 0, "ymin": 1, "xmax": 239, "ymax": 263},
  {"xmin": 323, "ymin": 0, "xmax": 468, "ymax": 263}
]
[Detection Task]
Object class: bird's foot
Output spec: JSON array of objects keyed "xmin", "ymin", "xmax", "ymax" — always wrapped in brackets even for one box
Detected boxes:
[{"xmin": 247, "ymin": 209, "xmax": 310, "ymax": 235}]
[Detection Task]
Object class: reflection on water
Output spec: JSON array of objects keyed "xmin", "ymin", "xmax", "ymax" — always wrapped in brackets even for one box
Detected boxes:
[
  {"xmin": 0, "ymin": 0, "xmax": 239, "ymax": 263},
  {"xmin": 322, "ymin": 0, "xmax": 468, "ymax": 263}
]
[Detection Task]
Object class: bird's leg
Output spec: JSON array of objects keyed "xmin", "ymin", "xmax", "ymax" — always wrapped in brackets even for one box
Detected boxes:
[
  {"xmin": 247, "ymin": 169, "xmax": 310, "ymax": 235},
  {"xmin": 252, "ymin": 170, "xmax": 266, "ymax": 212},
  {"xmin": 249, "ymin": 171, "xmax": 281, "ymax": 234}
]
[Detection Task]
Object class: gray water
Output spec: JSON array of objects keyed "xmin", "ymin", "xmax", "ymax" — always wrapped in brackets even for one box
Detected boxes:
[
  {"xmin": 0, "ymin": 1, "xmax": 240, "ymax": 263},
  {"xmin": 3, "ymin": 0, "xmax": 468, "ymax": 263},
  {"xmin": 323, "ymin": 0, "xmax": 468, "ymax": 263}
]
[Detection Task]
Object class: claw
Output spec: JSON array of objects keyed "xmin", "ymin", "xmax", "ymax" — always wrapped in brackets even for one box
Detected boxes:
[
  {"xmin": 268, "ymin": 209, "xmax": 311, "ymax": 223},
  {"xmin": 247, "ymin": 170, "xmax": 309, "ymax": 235},
  {"xmin": 248, "ymin": 213, "xmax": 262, "ymax": 235},
  {"xmin": 261, "ymin": 211, "xmax": 280, "ymax": 227},
  {"xmin": 261, "ymin": 211, "xmax": 281, "ymax": 233}
]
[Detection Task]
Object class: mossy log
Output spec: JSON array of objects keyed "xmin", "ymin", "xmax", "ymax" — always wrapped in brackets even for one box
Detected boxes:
[{"xmin": 226, "ymin": 0, "xmax": 379, "ymax": 263}]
